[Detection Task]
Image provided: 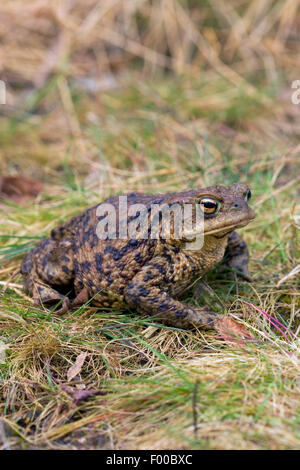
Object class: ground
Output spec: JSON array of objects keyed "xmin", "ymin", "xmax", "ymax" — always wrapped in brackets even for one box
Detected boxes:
[{"xmin": 0, "ymin": 0, "xmax": 300, "ymax": 450}]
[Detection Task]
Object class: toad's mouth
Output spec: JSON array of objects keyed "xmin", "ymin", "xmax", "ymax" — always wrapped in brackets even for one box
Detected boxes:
[
  {"xmin": 213, "ymin": 229, "xmax": 235, "ymax": 239},
  {"xmin": 206, "ymin": 216, "xmax": 255, "ymax": 238},
  {"xmin": 183, "ymin": 215, "xmax": 255, "ymax": 241}
]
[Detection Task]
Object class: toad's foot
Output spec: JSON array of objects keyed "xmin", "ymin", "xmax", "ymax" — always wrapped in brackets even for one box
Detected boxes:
[
  {"xmin": 31, "ymin": 285, "xmax": 70, "ymax": 314},
  {"xmin": 23, "ymin": 275, "xmax": 70, "ymax": 315},
  {"xmin": 33, "ymin": 296, "xmax": 70, "ymax": 315}
]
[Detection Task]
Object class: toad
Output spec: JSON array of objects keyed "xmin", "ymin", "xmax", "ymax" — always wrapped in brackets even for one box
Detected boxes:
[{"xmin": 21, "ymin": 183, "xmax": 256, "ymax": 333}]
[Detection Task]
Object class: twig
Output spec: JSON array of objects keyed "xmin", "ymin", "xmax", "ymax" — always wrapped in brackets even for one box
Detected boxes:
[
  {"xmin": 0, "ymin": 419, "xmax": 11, "ymax": 451},
  {"xmin": 192, "ymin": 379, "xmax": 199, "ymax": 441},
  {"xmin": 277, "ymin": 265, "xmax": 300, "ymax": 288}
]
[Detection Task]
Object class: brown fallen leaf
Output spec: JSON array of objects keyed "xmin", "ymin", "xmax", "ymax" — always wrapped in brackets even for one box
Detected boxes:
[
  {"xmin": 0, "ymin": 175, "xmax": 44, "ymax": 203},
  {"xmin": 215, "ymin": 317, "xmax": 256, "ymax": 344},
  {"xmin": 67, "ymin": 352, "xmax": 87, "ymax": 382}
]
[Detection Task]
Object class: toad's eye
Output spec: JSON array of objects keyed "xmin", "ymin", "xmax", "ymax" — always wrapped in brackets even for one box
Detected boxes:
[
  {"xmin": 198, "ymin": 197, "xmax": 221, "ymax": 215},
  {"xmin": 244, "ymin": 189, "xmax": 251, "ymax": 202}
]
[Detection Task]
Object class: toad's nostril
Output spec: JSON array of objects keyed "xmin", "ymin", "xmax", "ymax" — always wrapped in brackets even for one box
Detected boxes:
[{"xmin": 230, "ymin": 201, "xmax": 243, "ymax": 211}]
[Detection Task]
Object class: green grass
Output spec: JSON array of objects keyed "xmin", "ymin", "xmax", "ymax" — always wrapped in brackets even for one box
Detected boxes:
[{"xmin": 0, "ymin": 68, "xmax": 300, "ymax": 450}]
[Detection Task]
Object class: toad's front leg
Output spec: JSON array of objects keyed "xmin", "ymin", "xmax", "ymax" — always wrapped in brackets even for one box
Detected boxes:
[
  {"xmin": 123, "ymin": 256, "xmax": 255, "ymax": 343},
  {"xmin": 123, "ymin": 256, "xmax": 220, "ymax": 329},
  {"xmin": 221, "ymin": 231, "xmax": 251, "ymax": 281}
]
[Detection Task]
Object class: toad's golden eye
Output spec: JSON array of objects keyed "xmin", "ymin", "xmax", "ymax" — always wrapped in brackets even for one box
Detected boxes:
[
  {"xmin": 244, "ymin": 189, "xmax": 251, "ymax": 202},
  {"xmin": 198, "ymin": 197, "xmax": 221, "ymax": 215}
]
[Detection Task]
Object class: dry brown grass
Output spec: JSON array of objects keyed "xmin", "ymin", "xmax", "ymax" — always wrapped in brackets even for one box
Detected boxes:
[{"xmin": 1, "ymin": 0, "xmax": 299, "ymax": 84}]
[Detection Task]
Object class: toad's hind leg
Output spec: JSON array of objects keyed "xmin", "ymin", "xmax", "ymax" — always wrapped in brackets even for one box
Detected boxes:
[{"xmin": 21, "ymin": 238, "xmax": 75, "ymax": 314}]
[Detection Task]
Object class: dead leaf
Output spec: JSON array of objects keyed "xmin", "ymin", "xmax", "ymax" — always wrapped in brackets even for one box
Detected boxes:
[
  {"xmin": 0, "ymin": 175, "xmax": 44, "ymax": 203},
  {"xmin": 60, "ymin": 384, "xmax": 107, "ymax": 404},
  {"xmin": 215, "ymin": 317, "xmax": 256, "ymax": 344},
  {"xmin": 72, "ymin": 388, "xmax": 107, "ymax": 404},
  {"xmin": 67, "ymin": 352, "xmax": 87, "ymax": 382}
]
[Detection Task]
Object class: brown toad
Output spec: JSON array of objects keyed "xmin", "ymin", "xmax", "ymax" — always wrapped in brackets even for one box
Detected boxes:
[{"xmin": 21, "ymin": 183, "xmax": 256, "ymax": 332}]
